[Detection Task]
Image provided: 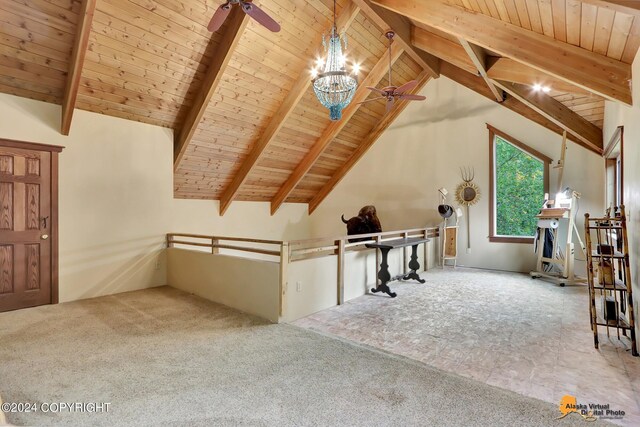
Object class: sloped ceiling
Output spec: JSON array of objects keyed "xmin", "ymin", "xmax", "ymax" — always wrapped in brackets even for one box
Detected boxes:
[{"xmin": 0, "ymin": 0, "xmax": 638, "ymax": 214}]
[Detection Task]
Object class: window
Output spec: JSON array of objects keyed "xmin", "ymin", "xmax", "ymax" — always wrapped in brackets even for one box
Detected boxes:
[{"xmin": 488, "ymin": 125, "xmax": 550, "ymax": 243}]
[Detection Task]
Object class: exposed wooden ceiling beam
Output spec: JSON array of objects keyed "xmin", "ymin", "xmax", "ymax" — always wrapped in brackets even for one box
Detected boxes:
[
  {"xmin": 413, "ymin": 27, "xmax": 591, "ymax": 95},
  {"xmin": 61, "ymin": 0, "xmax": 96, "ymax": 136},
  {"xmin": 218, "ymin": 3, "xmax": 360, "ymax": 216},
  {"xmin": 352, "ymin": 0, "xmax": 439, "ymax": 77},
  {"xmin": 440, "ymin": 61, "xmax": 585, "ymax": 148},
  {"xmin": 412, "ymin": 27, "xmax": 479, "ymax": 74},
  {"xmin": 308, "ymin": 71, "xmax": 432, "ymax": 214},
  {"xmin": 271, "ymin": 41, "xmax": 404, "ymax": 215},
  {"xmin": 458, "ymin": 39, "xmax": 504, "ymax": 102},
  {"xmin": 372, "ymin": 0, "xmax": 632, "ymax": 105},
  {"xmin": 580, "ymin": 1, "xmax": 640, "ymax": 15},
  {"xmin": 492, "ymin": 80, "xmax": 603, "ymax": 154},
  {"xmin": 485, "ymin": 57, "xmax": 592, "ymax": 95},
  {"xmin": 173, "ymin": 9, "xmax": 249, "ymax": 170}
]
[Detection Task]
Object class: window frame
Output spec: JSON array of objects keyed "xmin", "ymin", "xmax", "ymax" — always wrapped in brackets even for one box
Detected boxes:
[{"xmin": 488, "ymin": 124, "xmax": 551, "ymax": 244}]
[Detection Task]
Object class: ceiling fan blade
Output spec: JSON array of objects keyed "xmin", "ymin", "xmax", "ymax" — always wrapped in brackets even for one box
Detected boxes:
[
  {"xmin": 397, "ymin": 94, "xmax": 427, "ymax": 101},
  {"xmin": 385, "ymin": 97, "xmax": 395, "ymax": 114},
  {"xmin": 207, "ymin": 3, "xmax": 231, "ymax": 32},
  {"xmin": 356, "ymin": 97, "xmax": 386, "ymax": 105},
  {"xmin": 395, "ymin": 80, "xmax": 419, "ymax": 94},
  {"xmin": 241, "ymin": 1, "xmax": 281, "ymax": 32},
  {"xmin": 366, "ymin": 86, "xmax": 387, "ymax": 95}
]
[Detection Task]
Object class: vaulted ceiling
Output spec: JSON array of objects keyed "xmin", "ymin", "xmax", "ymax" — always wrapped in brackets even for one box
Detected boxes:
[{"xmin": 1, "ymin": 0, "xmax": 638, "ymax": 214}]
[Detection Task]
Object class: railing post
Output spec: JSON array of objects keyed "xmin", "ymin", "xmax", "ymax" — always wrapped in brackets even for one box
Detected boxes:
[
  {"xmin": 211, "ymin": 237, "xmax": 219, "ymax": 254},
  {"xmin": 424, "ymin": 228, "xmax": 430, "ymax": 270},
  {"xmin": 279, "ymin": 242, "xmax": 289, "ymax": 320},
  {"xmin": 403, "ymin": 231, "xmax": 409, "ymax": 274},
  {"xmin": 374, "ymin": 234, "xmax": 382, "ymax": 289},
  {"xmin": 336, "ymin": 239, "xmax": 345, "ymax": 305}
]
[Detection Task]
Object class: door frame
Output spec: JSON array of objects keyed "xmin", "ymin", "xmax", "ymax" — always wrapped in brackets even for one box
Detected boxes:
[
  {"xmin": 603, "ymin": 126, "xmax": 623, "ymax": 208},
  {"xmin": 0, "ymin": 138, "xmax": 63, "ymax": 304}
]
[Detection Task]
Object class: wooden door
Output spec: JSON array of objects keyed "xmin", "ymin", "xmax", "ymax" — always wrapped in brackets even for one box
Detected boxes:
[{"xmin": 0, "ymin": 139, "xmax": 61, "ymax": 312}]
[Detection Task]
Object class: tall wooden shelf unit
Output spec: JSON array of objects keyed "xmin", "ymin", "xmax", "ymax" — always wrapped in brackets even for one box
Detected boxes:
[{"xmin": 584, "ymin": 205, "xmax": 637, "ymax": 356}]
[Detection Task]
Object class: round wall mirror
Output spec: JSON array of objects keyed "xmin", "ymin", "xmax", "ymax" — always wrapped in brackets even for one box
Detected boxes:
[{"xmin": 456, "ymin": 182, "xmax": 480, "ymax": 206}]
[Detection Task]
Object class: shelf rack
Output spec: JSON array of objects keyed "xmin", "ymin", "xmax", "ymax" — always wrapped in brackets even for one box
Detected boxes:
[{"xmin": 584, "ymin": 205, "xmax": 637, "ymax": 356}]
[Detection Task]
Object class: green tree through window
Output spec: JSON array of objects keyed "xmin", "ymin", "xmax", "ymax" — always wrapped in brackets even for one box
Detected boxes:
[{"xmin": 494, "ymin": 136, "xmax": 545, "ymax": 237}]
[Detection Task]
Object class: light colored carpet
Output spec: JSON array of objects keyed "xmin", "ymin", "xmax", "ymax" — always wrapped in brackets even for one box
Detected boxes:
[
  {"xmin": 0, "ymin": 395, "xmax": 7, "ymax": 426},
  {"xmin": 0, "ymin": 287, "xmax": 607, "ymax": 426},
  {"xmin": 294, "ymin": 267, "xmax": 640, "ymax": 427}
]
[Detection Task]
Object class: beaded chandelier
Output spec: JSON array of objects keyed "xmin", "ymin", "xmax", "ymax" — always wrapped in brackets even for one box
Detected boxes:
[{"xmin": 311, "ymin": 0, "xmax": 358, "ymax": 121}]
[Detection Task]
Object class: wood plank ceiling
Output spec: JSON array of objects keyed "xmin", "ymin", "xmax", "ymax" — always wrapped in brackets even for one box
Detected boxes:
[
  {"xmin": 0, "ymin": 0, "xmax": 638, "ymax": 213},
  {"xmin": 435, "ymin": 0, "xmax": 640, "ymax": 129}
]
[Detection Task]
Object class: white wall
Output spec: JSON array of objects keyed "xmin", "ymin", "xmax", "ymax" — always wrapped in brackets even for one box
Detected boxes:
[
  {"xmin": 0, "ymin": 72, "xmax": 609, "ymax": 305},
  {"xmin": 0, "ymin": 93, "xmax": 312, "ymax": 302},
  {"xmin": 603, "ymin": 54, "xmax": 640, "ymax": 342},
  {"xmin": 309, "ymin": 76, "xmax": 605, "ymax": 273},
  {"xmin": 167, "ymin": 248, "xmax": 280, "ymax": 322},
  {"xmin": 284, "ymin": 239, "xmax": 436, "ymax": 322}
]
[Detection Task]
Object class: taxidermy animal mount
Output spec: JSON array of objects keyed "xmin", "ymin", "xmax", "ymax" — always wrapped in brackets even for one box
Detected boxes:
[{"xmin": 341, "ymin": 205, "xmax": 382, "ymax": 243}]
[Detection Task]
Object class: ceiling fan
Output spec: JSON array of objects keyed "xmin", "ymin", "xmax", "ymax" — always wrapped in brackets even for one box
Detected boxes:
[
  {"xmin": 358, "ymin": 31, "xmax": 426, "ymax": 113},
  {"xmin": 208, "ymin": 0, "xmax": 281, "ymax": 33}
]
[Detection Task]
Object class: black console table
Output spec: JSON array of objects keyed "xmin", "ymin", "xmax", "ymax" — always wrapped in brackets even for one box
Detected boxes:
[{"xmin": 365, "ymin": 237, "xmax": 429, "ymax": 298}]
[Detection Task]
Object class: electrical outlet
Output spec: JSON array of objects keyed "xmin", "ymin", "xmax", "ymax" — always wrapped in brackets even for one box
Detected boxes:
[
  {"xmin": 296, "ymin": 281, "xmax": 302, "ymax": 292},
  {"xmin": 466, "ymin": 248, "xmax": 471, "ymax": 254},
  {"xmin": 155, "ymin": 259, "xmax": 161, "ymax": 270}
]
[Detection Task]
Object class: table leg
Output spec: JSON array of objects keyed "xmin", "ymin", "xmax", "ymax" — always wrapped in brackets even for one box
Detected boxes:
[
  {"xmin": 371, "ymin": 247, "xmax": 396, "ymax": 297},
  {"xmin": 402, "ymin": 244, "xmax": 426, "ymax": 284}
]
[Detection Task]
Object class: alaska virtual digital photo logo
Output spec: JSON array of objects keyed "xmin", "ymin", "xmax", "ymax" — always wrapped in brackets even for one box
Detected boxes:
[{"xmin": 557, "ymin": 395, "xmax": 626, "ymax": 422}]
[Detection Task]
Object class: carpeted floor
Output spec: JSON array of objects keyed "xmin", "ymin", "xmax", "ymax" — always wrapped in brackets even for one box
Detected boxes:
[
  {"xmin": 294, "ymin": 267, "xmax": 640, "ymax": 427},
  {"xmin": 0, "ymin": 287, "xmax": 608, "ymax": 426}
]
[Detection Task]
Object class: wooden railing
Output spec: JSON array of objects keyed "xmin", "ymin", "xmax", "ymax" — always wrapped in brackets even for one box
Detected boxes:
[
  {"xmin": 288, "ymin": 227, "xmax": 439, "ymax": 307},
  {"xmin": 167, "ymin": 226, "xmax": 440, "ymax": 316},
  {"xmin": 167, "ymin": 228, "xmax": 439, "ymax": 262},
  {"xmin": 166, "ymin": 233, "xmax": 283, "ymax": 257},
  {"xmin": 288, "ymin": 227, "xmax": 439, "ymax": 261}
]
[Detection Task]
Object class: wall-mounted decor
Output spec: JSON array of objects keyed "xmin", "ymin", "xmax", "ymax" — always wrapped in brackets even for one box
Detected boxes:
[{"xmin": 456, "ymin": 167, "xmax": 480, "ymax": 251}]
